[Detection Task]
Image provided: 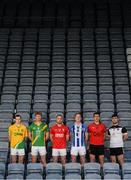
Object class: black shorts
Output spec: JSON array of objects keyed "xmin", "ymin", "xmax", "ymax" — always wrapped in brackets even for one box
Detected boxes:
[
  {"xmin": 89, "ymin": 144, "xmax": 105, "ymax": 156},
  {"xmin": 110, "ymin": 147, "xmax": 124, "ymax": 156}
]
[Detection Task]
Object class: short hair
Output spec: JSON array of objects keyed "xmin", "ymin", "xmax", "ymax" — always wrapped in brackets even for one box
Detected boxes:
[
  {"xmin": 93, "ymin": 112, "xmax": 100, "ymax": 117},
  {"xmin": 15, "ymin": 114, "xmax": 21, "ymax": 119},
  {"xmin": 112, "ymin": 114, "xmax": 118, "ymax": 118},
  {"xmin": 56, "ymin": 114, "xmax": 63, "ymax": 118},
  {"xmin": 34, "ymin": 112, "xmax": 42, "ymax": 116},
  {"xmin": 74, "ymin": 112, "xmax": 82, "ymax": 117}
]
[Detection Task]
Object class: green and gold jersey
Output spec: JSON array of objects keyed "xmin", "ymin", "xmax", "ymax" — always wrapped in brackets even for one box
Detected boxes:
[
  {"xmin": 28, "ymin": 122, "xmax": 49, "ymax": 146},
  {"xmin": 8, "ymin": 123, "xmax": 27, "ymax": 149}
]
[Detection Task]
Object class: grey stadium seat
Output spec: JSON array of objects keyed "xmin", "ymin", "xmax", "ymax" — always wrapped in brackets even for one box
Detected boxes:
[
  {"xmin": 103, "ymin": 163, "xmax": 120, "ymax": 175},
  {"xmin": 85, "ymin": 173, "xmax": 101, "ymax": 180},
  {"xmin": 83, "ymin": 94, "xmax": 97, "ymax": 103},
  {"xmin": 122, "ymin": 163, "xmax": 131, "ymax": 177},
  {"xmin": 34, "ymin": 94, "xmax": 48, "ymax": 103},
  {"xmin": 46, "ymin": 174, "xmax": 62, "ymax": 180},
  {"xmin": 46, "ymin": 163, "xmax": 62, "ymax": 175},
  {"xmin": 123, "ymin": 174, "xmax": 131, "ymax": 180},
  {"xmin": 33, "ymin": 103, "xmax": 47, "ymax": 113},
  {"xmin": 16, "ymin": 103, "xmax": 31, "ymax": 113},
  {"xmin": 6, "ymin": 174, "xmax": 23, "ymax": 180},
  {"xmin": 117, "ymin": 103, "xmax": 131, "ymax": 112},
  {"xmin": 0, "ymin": 163, "xmax": 5, "ymax": 176},
  {"xmin": 65, "ymin": 163, "xmax": 81, "ymax": 175},
  {"xmin": 27, "ymin": 163, "xmax": 43, "ymax": 175},
  {"xmin": 104, "ymin": 174, "xmax": 121, "ymax": 180},
  {"xmin": 17, "ymin": 94, "xmax": 32, "ymax": 104},
  {"xmin": 50, "ymin": 94, "xmax": 65, "ymax": 103},
  {"xmin": 0, "ymin": 175, "xmax": 4, "ymax": 180},
  {"xmin": 67, "ymin": 94, "xmax": 81, "ymax": 103},
  {"xmin": 18, "ymin": 86, "xmax": 33, "ymax": 94},
  {"xmin": 83, "ymin": 103, "xmax": 98, "ymax": 112},
  {"xmin": 65, "ymin": 174, "xmax": 81, "ymax": 180},
  {"xmin": 50, "ymin": 103, "xmax": 64, "ymax": 113},
  {"xmin": 100, "ymin": 103, "xmax": 114, "ymax": 112},
  {"xmin": 0, "ymin": 103, "xmax": 14, "ymax": 113},
  {"xmin": 84, "ymin": 163, "xmax": 101, "ymax": 175},
  {"xmin": 66, "ymin": 103, "xmax": 81, "ymax": 112},
  {"xmin": 8, "ymin": 163, "xmax": 24, "ymax": 175}
]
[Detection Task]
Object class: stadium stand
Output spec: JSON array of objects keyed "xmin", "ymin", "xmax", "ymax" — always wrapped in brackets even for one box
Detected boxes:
[{"xmin": 0, "ymin": 0, "xmax": 130, "ymax": 179}]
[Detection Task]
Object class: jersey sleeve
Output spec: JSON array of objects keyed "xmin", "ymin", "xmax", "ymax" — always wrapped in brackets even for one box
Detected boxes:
[
  {"xmin": 108, "ymin": 129, "xmax": 110, "ymax": 135},
  {"xmin": 50, "ymin": 126, "xmax": 54, "ymax": 135},
  {"xmin": 122, "ymin": 127, "xmax": 128, "ymax": 134},
  {"xmin": 45, "ymin": 124, "xmax": 49, "ymax": 132}
]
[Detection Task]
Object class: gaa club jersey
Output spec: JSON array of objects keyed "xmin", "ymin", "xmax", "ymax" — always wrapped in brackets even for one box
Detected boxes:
[
  {"xmin": 8, "ymin": 123, "xmax": 27, "ymax": 149},
  {"xmin": 108, "ymin": 125, "xmax": 128, "ymax": 148},
  {"xmin": 70, "ymin": 123, "xmax": 87, "ymax": 147},
  {"xmin": 28, "ymin": 122, "xmax": 49, "ymax": 146},
  {"xmin": 88, "ymin": 123, "xmax": 106, "ymax": 145},
  {"xmin": 50, "ymin": 124, "xmax": 69, "ymax": 149}
]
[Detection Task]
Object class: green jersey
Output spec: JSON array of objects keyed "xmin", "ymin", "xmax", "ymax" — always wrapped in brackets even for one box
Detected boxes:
[{"xmin": 28, "ymin": 122, "xmax": 49, "ymax": 146}]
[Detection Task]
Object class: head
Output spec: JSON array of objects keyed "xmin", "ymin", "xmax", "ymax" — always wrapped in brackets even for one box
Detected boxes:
[
  {"xmin": 112, "ymin": 114, "xmax": 119, "ymax": 125},
  {"xmin": 56, "ymin": 114, "xmax": 63, "ymax": 124},
  {"xmin": 34, "ymin": 112, "xmax": 42, "ymax": 122},
  {"xmin": 74, "ymin": 112, "xmax": 82, "ymax": 123},
  {"xmin": 15, "ymin": 114, "xmax": 22, "ymax": 125},
  {"xmin": 93, "ymin": 112, "xmax": 101, "ymax": 124}
]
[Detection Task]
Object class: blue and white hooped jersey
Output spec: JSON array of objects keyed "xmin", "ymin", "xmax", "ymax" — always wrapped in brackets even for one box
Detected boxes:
[{"xmin": 70, "ymin": 123, "xmax": 87, "ymax": 147}]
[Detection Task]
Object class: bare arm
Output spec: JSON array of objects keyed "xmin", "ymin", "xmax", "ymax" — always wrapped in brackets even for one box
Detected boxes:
[
  {"xmin": 45, "ymin": 132, "xmax": 49, "ymax": 141},
  {"xmin": 8, "ymin": 128, "xmax": 11, "ymax": 142},
  {"xmin": 70, "ymin": 132, "xmax": 72, "ymax": 141},
  {"xmin": 8, "ymin": 130, "xmax": 11, "ymax": 142},
  {"xmin": 85, "ymin": 132, "xmax": 88, "ymax": 142},
  {"xmin": 66, "ymin": 134, "xmax": 69, "ymax": 142},
  {"xmin": 28, "ymin": 131, "xmax": 32, "ymax": 141},
  {"xmin": 123, "ymin": 133, "xmax": 128, "ymax": 141},
  {"xmin": 50, "ymin": 133, "xmax": 53, "ymax": 142}
]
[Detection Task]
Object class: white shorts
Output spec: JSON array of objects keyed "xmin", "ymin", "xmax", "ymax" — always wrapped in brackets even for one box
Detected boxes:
[
  {"xmin": 31, "ymin": 146, "xmax": 46, "ymax": 156},
  {"xmin": 52, "ymin": 148, "xmax": 67, "ymax": 157},
  {"xmin": 11, "ymin": 148, "xmax": 25, "ymax": 156},
  {"xmin": 71, "ymin": 146, "xmax": 86, "ymax": 156}
]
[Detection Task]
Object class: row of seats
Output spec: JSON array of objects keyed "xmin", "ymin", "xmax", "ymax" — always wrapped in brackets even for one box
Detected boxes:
[
  {"xmin": 0, "ymin": 28, "xmax": 130, "ymax": 159},
  {"xmin": 127, "ymin": 48, "xmax": 131, "ymax": 86},
  {"xmin": 0, "ymin": 28, "xmax": 130, "ymax": 127},
  {"xmin": 0, "ymin": 162, "xmax": 131, "ymax": 180},
  {"xmin": 0, "ymin": 0, "xmax": 130, "ymax": 28}
]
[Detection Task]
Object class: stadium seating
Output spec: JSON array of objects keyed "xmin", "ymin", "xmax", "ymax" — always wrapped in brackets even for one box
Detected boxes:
[
  {"xmin": 103, "ymin": 162, "xmax": 120, "ymax": 175},
  {"xmin": 84, "ymin": 162, "xmax": 101, "ymax": 175},
  {"xmin": 0, "ymin": 0, "xmax": 130, "ymax": 179}
]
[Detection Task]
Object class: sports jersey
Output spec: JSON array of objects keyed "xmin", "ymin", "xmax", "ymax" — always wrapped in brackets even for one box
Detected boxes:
[
  {"xmin": 8, "ymin": 123, "xmax": 27, "ymax": 149},
  {"xmin": 50, "ymin": 124, "xmax": 69, "ymax": 149},
  {"xmin": 108, "ymin": 125, "xmax": 128, "ymax": 148},
  {"xmin": 70, "ymin": 123, "xmax": 87, "ymax": 147},
  {"xmin": 28, "ymin": 122, "xmax": 49, "ymax": 146},
  {"xmin": 88, "ymin": 123, "xmax": 106, "ymax": 145}
]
